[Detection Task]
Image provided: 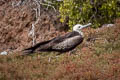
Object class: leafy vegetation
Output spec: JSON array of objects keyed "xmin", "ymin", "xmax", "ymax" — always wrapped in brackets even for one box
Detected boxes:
[{"xmin": 59, "ymin": 0, "xmax": 120, "ymax": 29}]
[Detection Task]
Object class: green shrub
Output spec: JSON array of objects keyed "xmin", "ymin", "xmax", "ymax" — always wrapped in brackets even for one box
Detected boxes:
[{"xmin": 59, "ymin": 0, "xmax": 120, "ymax": 29}]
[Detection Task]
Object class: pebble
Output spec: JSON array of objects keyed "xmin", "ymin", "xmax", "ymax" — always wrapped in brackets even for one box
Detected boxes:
[{"xmin": 0, "ymin": 51, "xmax": 8, "ymax": 55}]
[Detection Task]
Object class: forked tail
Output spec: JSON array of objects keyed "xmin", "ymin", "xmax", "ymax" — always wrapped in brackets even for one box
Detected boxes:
[{"xmin": 22, "ymin": 39, "xmax": 53, "ymax": 55}]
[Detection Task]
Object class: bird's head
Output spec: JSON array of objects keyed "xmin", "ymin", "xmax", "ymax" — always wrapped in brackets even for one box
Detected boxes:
[{"xmin": 73, "ymin": 23, "xmax": 92, "ymax": 31}]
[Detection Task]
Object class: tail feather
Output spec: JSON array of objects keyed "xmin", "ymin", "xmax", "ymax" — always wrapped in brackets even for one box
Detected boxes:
[
  {"xmin": 22, "ymin": 39, "xmax": 53, "ymax": 55},
  {"xmin": 22, "ymin": 47, "xmax": 35, "ymax": 55},
  {"xmin": 23, "ymin": 47, "xmax": 34, "ymax": 53}
]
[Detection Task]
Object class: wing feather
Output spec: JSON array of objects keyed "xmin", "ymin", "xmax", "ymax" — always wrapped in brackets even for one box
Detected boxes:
[{"xmin": 52, "ymin": 36, "xmax": 83, "ymax": 51}]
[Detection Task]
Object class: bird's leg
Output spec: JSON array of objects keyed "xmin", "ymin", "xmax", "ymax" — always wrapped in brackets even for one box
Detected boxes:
[
  {"xmin": 48, "ymin": 55, "xmax": 59, "ymax": 62},
  {"xmin": 48, "ymin": 57, "xmax": 51, "ymax": 62},
  {"xmin": 67, "ymin": 52, "xmax": 71, "ymax": 56},
  {"xmin": 66, "ymin": 49, "xmax": 76, "ymax": 56},
  {"xmin": 48, "ymin": 52, "xmax": 60, "ymax": 62},
  {"xmin": 68, "ymin": 49, "xmax": 77, "ymax": 55}
]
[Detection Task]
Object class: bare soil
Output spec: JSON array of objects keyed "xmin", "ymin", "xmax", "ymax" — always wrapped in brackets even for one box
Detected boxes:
[{"xmin": 0, "ymin": 0, "xmax": 68, "ymax": 53}]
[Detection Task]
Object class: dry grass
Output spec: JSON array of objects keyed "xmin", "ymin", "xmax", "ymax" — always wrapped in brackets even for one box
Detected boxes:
[{"xmin": 0, "ymin": 23, "xmax": 120, "ymax": 80}]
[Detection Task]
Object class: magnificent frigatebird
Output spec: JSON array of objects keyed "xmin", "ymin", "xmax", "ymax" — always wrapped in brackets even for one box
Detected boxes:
[{"xmin": 23, "ymin": 23, "xmax": 92, "ymax": 55}]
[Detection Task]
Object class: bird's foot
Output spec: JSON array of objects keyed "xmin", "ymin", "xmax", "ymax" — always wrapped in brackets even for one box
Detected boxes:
[{"xmin": 69, "ymin": 49, "xmax": 77, "ymax": 55}]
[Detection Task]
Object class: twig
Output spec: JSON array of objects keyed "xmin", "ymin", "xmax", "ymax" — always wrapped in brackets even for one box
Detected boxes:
[
  {"xmin": 33, "ymin": 0, "xmax": 41, "ymax": 17},
  {"xmin": 40, "ymin": 2, "xmax": 56, "ymax": 12},
  {"xmin": 31, "ymin": 23, "xmax": 36, "ymax": 45},
  {"xmin": 28, "ymin": 0, "xmax": 56, "ymax": 46}
]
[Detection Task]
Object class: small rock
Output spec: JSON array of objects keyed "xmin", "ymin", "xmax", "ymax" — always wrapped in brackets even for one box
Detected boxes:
[
  {"xmin": 102, "ymin": 24, "xmax": 114, "ymax": 28},
  {"xmin": 56, "ymin": 0, "xmax": 63, "ymax": 1},
  {"xmin": 0, "ymin": 51, "xmax": 8, "ymax": 55}
]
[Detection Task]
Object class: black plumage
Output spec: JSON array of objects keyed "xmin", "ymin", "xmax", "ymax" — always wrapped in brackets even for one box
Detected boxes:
[{"xmin": 23, "ymin": 31, "xmax": 83, "ymax": 54}]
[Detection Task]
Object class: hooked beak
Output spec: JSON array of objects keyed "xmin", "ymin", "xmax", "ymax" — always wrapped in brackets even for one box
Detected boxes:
[{"xmin": 81, "ymin": 23, "xmax": 92, "ymax": 29}]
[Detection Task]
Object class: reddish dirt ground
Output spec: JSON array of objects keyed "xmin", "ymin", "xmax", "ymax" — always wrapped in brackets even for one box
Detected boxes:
[{"xmin": 0, "ymin": 0, "xmax": 68, "ymax": 53}]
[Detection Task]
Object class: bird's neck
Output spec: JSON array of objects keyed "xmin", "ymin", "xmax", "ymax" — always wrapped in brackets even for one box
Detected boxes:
[{"xmin": 75, "ymin": 30, "xmax": 84, "ymax": 37}]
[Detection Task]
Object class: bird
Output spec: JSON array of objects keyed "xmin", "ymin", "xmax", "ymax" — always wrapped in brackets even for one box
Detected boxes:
[{"xmin": 23, "ymin": 23, "xmax": 92, "ymax": 55}]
